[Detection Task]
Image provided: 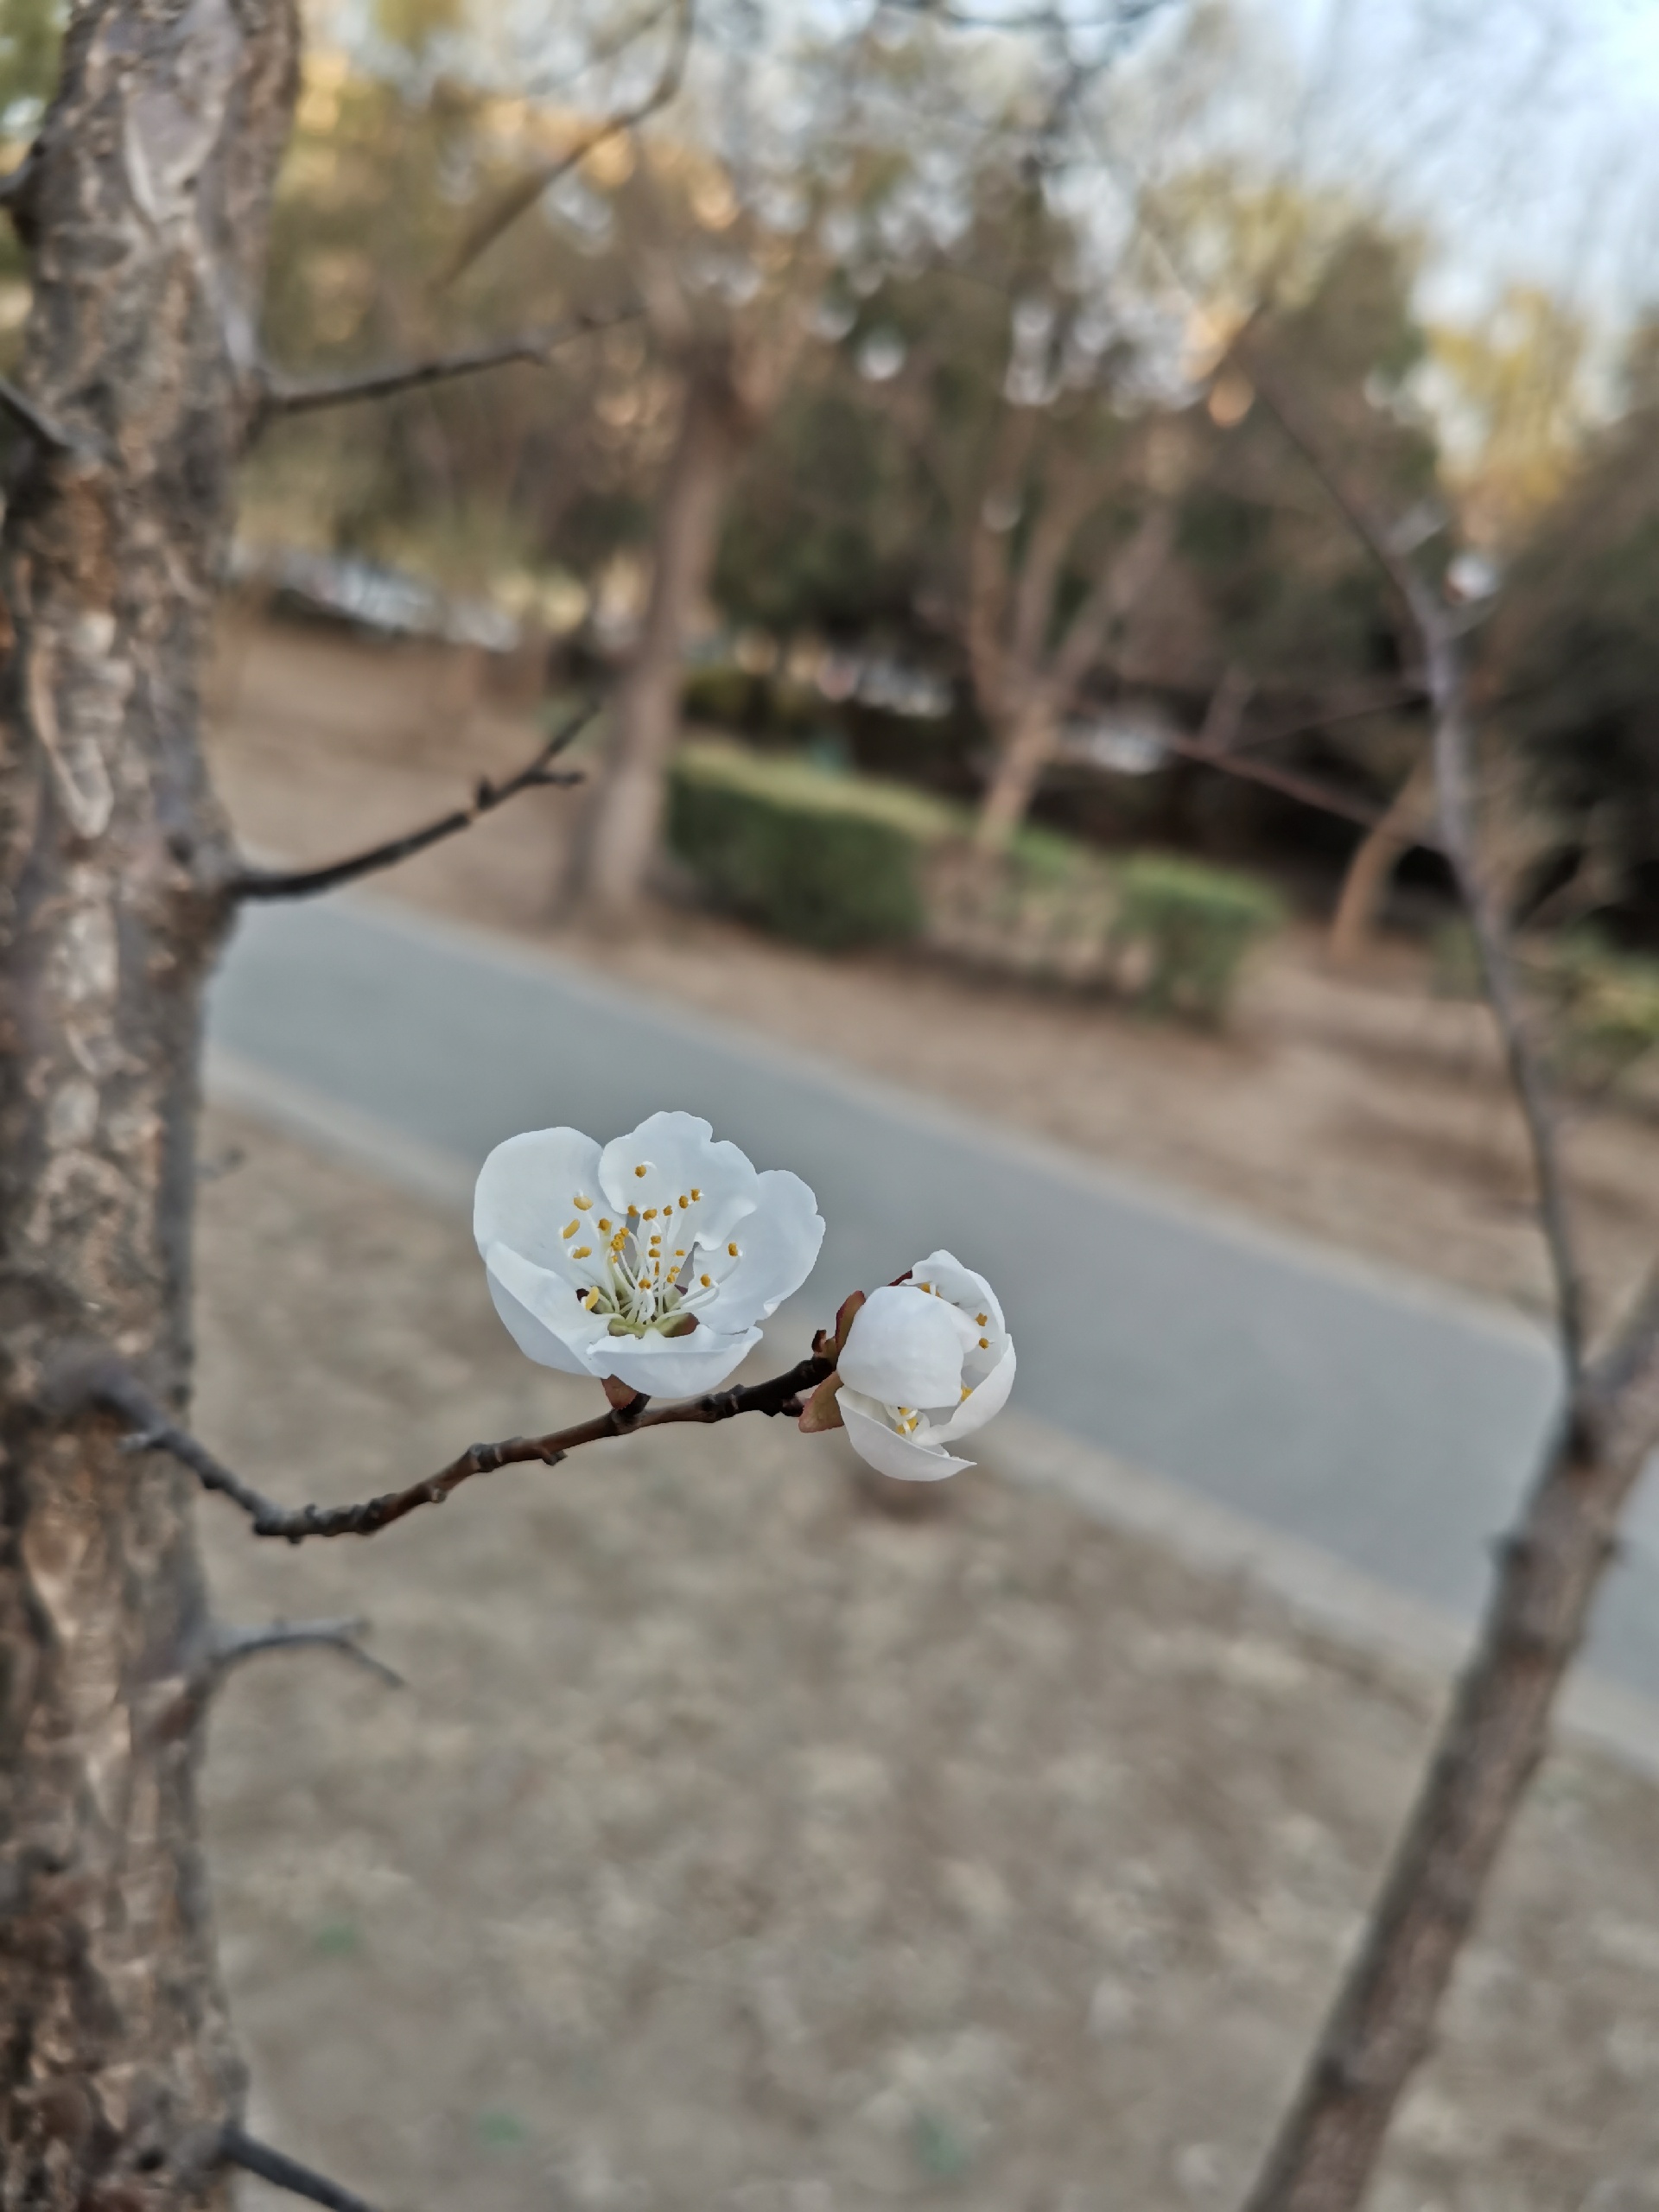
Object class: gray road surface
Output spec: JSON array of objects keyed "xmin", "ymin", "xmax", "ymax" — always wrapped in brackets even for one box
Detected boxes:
[{"xmin": 208, "ymin": 898, "xmax": 1659, "ymax": 1695}]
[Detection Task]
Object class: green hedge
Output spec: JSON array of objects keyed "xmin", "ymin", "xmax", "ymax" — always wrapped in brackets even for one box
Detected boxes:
[
  {"xmin": 1111, "ymin": 851, "xmax": 1286, "ymax": 1023},
  {"xmin": 666, "ymin": 740, "xmax": 959, "ymax": 950}
]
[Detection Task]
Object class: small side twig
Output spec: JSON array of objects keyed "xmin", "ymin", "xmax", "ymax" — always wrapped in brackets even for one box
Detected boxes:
[
  {"xmin": 225, "ymin": 700, "xmax": 596, "ymax": 904},
  {"xmin": 0, "ymin": 372, "xmax": 86, "ymax": 457},
  {"xmin": 205, "ymin": 1617, "xmax": 404, "ymax": 1690},
  {"xmin": 220, "ymin": 2124, "xmax": 379, "ymax": 2212},
  {"xmin": 92, "ymin": 1350, "xmax": 832, "ymax": 1544},
  {"xmin": 253, "ymin": 308, "xmax": 635, "ymax": 429}
]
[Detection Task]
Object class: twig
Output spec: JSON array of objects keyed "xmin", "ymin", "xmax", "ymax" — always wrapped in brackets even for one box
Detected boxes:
[
  {"xmin": 439, "ymin": 0, "xmax": 695, "ymax": 288},
  {"xmin": 205, "ymin": 1617, "xmax": 404, "ymax": 1690},
  {"xmin": 225, "ymin": 701, "xmax": 595, "ymax": 903},
  {"xmin": 255, "ymin": 309, "xmax": 635, "ymax": 426},
  {"xmin": 0, "ymin": 372, "xmax": 85, "ymax": 456},
  {"xmin": 1241, "ymin": 353, "xmax": 1586, "ymax": 1381},
  {"xmin": 92, "ymin": 1351, "xmax": 833, "ymax": 1543},
  {"xmin": 1154, "ymin": 726, "xmax": 1434, "ymax": 840},
  {"xmin": 220, "ymin": 2125, "xmax": 379, "ymax": 2212}
]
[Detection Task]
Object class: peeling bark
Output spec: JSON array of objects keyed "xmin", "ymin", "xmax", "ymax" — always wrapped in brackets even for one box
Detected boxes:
[{"xmin": 0, "ymin": 2, "xmax": 300, "ymax": 2202}]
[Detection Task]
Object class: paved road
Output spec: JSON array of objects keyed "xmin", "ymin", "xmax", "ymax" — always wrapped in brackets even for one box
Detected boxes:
[{"xmin": 208, "ymin": 897, "xmax": 1659, "ymax": 1695}]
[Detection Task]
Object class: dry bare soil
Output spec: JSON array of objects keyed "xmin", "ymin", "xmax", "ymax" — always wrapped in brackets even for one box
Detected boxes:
[
  {"xmin": 207, "ymin": 615, "xmax": 1659, "ymax": 1330},
  {"xmin": 200, "ymin": 1111, "xmax": 1659, "ymax": 2212}
]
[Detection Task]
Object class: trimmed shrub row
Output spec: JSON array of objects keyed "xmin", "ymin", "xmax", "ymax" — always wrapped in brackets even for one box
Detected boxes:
[{"xmin": 666, "ymin": 740, "xmax": 1285, "ymax": 1021}]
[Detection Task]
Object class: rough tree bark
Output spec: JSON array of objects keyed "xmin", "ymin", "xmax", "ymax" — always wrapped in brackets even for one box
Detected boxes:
[
  {"xmin": 564, "ymin": 353, "xmax": 746, "ymax": 926},
  {"xmin": 0, "ymin": 0, "xmax": 300, "ymax": 2200}
]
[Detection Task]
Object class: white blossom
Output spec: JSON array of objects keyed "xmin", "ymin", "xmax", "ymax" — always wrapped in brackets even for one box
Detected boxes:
[
  {"xmin": 475, "ymin": 1111, "xmax": 823, "ymax": 1396},
  {"xmin": 833, "ymin": 1251, "xmax": 1015, "ymax": 1481}
]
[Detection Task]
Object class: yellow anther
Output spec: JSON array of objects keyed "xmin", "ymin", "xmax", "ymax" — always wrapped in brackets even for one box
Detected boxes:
[
  {"xmin": 575, "ymin": 1195, "xmax": 592, "ymax": 1211},
  {"xmin": 678, "ymin": 1194, "xmax": 689, "ymax": 1208},
  {"xmin": 598, "ymin": 1218, "xmax": 612, "ymax": 1233},
  {"xmin": 700, "ymin": 1274, "xmax": 712, "ymax": 1287},
  {"xmin": 572, "ymin": 1246, "xmax": 593, "ymax": 1260},
  {"xmin": 976, "ymin": 1313, "xmax": 988, "ymax": 1327},
  {"xmin": 634, "ymin": 1165, "xmax": 648, "ymax": 1179},
  {"xmin": 675, "ymin": 1248, "xmax": 685, "ymax": 1258},
  {"xmin": 690, "ymin": 1186, "xmax": 702, "ymax": 1201},
  {"xmin": 978, "ymin": 1337, "xmax": 988, "ymax": 1349},
  {"xmin": 644, "ymin": 1206, "xmax": 658, "ymax": 1220},
  {"xmin": 583, "ymin": 1288, "xmax": 600, "ymax": 1309},
  {"xmin": 728, "ymin": 1242, "xmax": 739, "ymax": 1257},
  {"xmin": 961, "ymin": 1385, "xmax": 971, "ymax": 1399},
  {"xmin": 561, "ymin": 1220, "xmax": 578, "ymax": 1239}
]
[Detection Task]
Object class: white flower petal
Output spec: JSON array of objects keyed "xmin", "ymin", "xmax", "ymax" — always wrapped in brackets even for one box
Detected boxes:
[
  {"xmin": 838, "ymin": 1283, "xmax": 974, "ymax": 1409},
  {"xmin": 475, "ymin": 1127, "xmax": 605, "ymax": 1280},
  {"xmin": 841, "ymin": 1395, "xmax": 973, "ymax": 1482},
  {"xmin": 700, "ymin": 1168, "xmax": 824, "ymax": 1332},
  {"xmin": 932, "ymin": 1340, "xmax": 1017, "ymax": 1443},
  {"xmin": 485, "ymin": 1256, "xmax": 600, "ymax": 1376},
  {"xmin": 595, "ymin": 1325, "xmax": 762, "ymax": 1397},
  {"xmin": 598, "ymin": 1110, "xmax": 759, "ymax": 1249},
  {"xmin": 910, "ymin": 1250, "xmax": 1006, "ymax": 1338}
]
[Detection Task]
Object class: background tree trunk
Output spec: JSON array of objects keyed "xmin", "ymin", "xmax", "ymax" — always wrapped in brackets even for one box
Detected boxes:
[
  {"xmin": 975, "ymin": 690, "xmax": 1058, "ymax": 850},
  {"xmin": 565, "ymin": 359, "xmax": 743, "ymax": 926},
  {"xmin": 0, "ymin": 2, "xmax": 299, "ymax": 2200},
  {"xmin": 1327, "ymin": 751, "xmax": 1433, "ymax": 964}
]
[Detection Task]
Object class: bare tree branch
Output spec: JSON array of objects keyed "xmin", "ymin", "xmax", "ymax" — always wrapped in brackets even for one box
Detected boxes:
[
  {"xmin": 1240, "ymin": 352, "xmax": 1587, "ymax": 1382},
  {"xmin": 439, "ymin": 0, "xmax": 695, "ymax": 289},
  {"xmin": 254, "ymin": 309, "xmax": 636, "ymax": 428},
  {"xmin": 204, "ymin": 1617, "xmax": 404, "ymax": 1690},
  {"xmin": 221, "ymin": 2125, "xmax": 380, "ymax": 2212},
  {"xmin": 225, "ymin": 700, "xmax": 596, "ymax": 904},
  {"xmin": 86, "ymin": 1349, "xmax": 834, "ymax": 1543},
  {"xmin": 0, "ymin": 372, "xmax": 86, "ymax": 456}
]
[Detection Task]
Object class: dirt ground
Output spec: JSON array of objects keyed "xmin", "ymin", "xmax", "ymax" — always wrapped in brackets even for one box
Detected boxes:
[
  {"xmin": 207, "ymin": 615, "xmax": 1659, "ymax": 1329},
  {"xmin": 198, "ymin": 1109, "xmax": 1659, "ymax": 2212}
]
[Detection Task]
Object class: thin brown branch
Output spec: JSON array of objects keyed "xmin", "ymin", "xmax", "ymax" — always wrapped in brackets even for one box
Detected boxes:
[
  {"xmin": 439, "ymin": 0, "xmax": 695, "ymax": 289},
  {"xmin": 220, "ymin": 2125, "xmax": 380, "ymax": 2212},
  {"xmin": 92, "ymin": 1350, "xmax": 833, "ymax": 1544},
  {"xmin": 225, "ymin": 700, "xmax": 596, "ymax": 903},
  {"xmin": 0, "ymin": 372, "xmax": 86, "ymax": 455},
  {"xmin": 255, "ymin": 309, "xmax": 634, "ymax": 426},
  {"xmin": 1241, "ymin": 353, "xmax": 1586, "ymax": 1381},
  {"xmin": 1154, "ymin": 726, "xmax": 1425, "ymax": 839},
  {"xmin": 205, "ymin": 1617, "xmax": 404, "ymax": 1690}
]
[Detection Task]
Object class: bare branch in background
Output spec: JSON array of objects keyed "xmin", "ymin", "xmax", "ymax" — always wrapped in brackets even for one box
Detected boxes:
[
  {"xmin": 1240, "ymin": 351, "xmax": 1586, "ymax": 1380},
  {"xmin": 254, "ymin": 310, "xmax": 637, "ymax": 428},
  {"xmin": 86, "ymin": 1351, "xmax": 834, "ymax": 1544},
  {"xmin": 439, "ymin": 0, "xmax": 695, "ymax": 289},
  {"xmin": 220, "ymin": 2125, "xmax": 381, "ymax": 2212},
  {"xmin": 225, "ymin": 701, "xmax": 596, "ymax": 904}
]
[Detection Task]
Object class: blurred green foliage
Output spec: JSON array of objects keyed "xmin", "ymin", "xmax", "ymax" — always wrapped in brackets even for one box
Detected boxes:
[
  {"xmin": 1487, "ymin": 319, "xmax": 1659, "ymax": 925},
  {"xmin": 1111, "ymin": 852, "xmax": 1286, "ymax": 1024},
  {"xmin": 666, "ymin": 740, "xmax": 955, "ymax": 950}
]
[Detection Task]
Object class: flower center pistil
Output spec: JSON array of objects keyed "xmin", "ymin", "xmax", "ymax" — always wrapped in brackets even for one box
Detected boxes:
[{"xmin": 560, "ymin": 1185, "xmax": 736, "ymax": 1337}]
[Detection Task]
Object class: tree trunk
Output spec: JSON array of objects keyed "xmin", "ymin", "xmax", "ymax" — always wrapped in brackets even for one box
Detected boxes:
[
  {"xmin": 1327, "ymin": 751, "xmax": 1432, "ymax": 965},
  {"xmin": 564, "ymin": 359, "xmax": 742, "ymax": 926},
  {"xmin": 1242, "ymin": 1408, "xmax": 1654, "ymax": 2212},
  {"xmin": 974, "ymin": 690, "xmax": 1057, "ymax": 852},
  {"xmin": 1, "ymin": 3, "xmax": 298, "ymax": 2202}
]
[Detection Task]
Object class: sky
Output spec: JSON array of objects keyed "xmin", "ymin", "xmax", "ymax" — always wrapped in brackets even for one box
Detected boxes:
[{"xmin": 1256, "ymin": 0, "xmax": 1659, "ymax": 321}]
